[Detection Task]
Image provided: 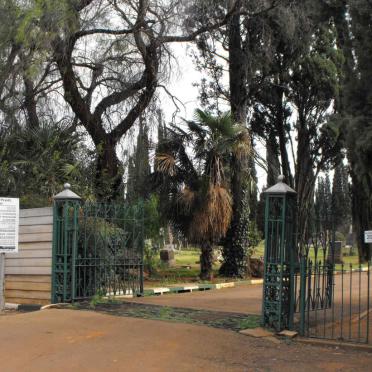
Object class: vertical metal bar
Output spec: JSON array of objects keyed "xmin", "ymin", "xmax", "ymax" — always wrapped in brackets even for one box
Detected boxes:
[
  {"xmin": 331, "ymin": 260, "xmax": 335, "ymax": 339},
  {"xmin": 289, "ymin": 198, "xmax": 295, "ymax": 330},
  {"xmin": 93, "ymin": 204, "xmax": 98, "ymax": 296},
  {"xmin": 323, "ymin": 261, "xmax": 327, "ymax": 338},
  {"xmin": 358, "ymin": 262, "xmax": 362, "ymax": 342},
  {"xmin": 51, "ymin": 203, "xmax": 58, "ymax": 303},
  {"xmin": 261, "ymin": 195, "xmax": 270, "ymax": 326},
  {"xmin": 307, "ymin": 260, "xmax": 312, "ymax": 336},
  {"xmin": 279, "ymin": 196, "xmax": 286, "ymax": 331},
  {"xmin": 63, "ymin": 202, "xmax": 69, "ymax": 302},
  {"xmin": 330, "ymin": 209, "xmax": 336, "ymax": 337},
  {"xmin": 341, "ymin": 263, "xmax": 344, "ymax": 340},
  {"xmin": 299, "ymin": 255, "xmax": 306, "ymax": 336},
  {"xmin": 349, "ymin": 264, "xmax": 352, "ymax": 340},
  {"xmin": 132, "ymin": 201, "xmax": 135, "ymax": 293},
  {"xmin": 367, "ymin": 260, "xmax": 370, "ymax": 344},
  {"xmin": 140, "ymin": 200, "xmax": 144, "ymax": 295},
  {"xmin": 314, "ymin": 260, "xmax": 318, "ymax": 337},
  {"xmin": 71, "ymin": 203, "xmax": 79, "ymax": 302}
]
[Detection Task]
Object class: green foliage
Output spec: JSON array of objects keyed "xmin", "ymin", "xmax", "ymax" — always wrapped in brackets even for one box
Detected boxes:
[
  {"xmin": 16, "ymin": 0, "xmax": 80, "ymax": 45},
  {"xmin": 237, "ymin": 316, "xmax": 260, "ymax": 331},
  {"xmin": 144, "ymin": 194, "xmax": 162, "ymax": 241},
  {"xmin": 332, "ymin": 162, "xmax": 351, "ymax": 234},
  {"xmin": 126, "ymin": 119, "xmax": 151, "ymax": 202},
  {"xmin": 248, "ymin": 221, "xmax": 261, "ymax": 254},
  {"xmin": 143, "ymin": 239, "xmax": 159, "ymax": 276},
  {"xmin": 89, "ymin": 291, "xmax": 105, "ymax": 308},
  {"xmin": 335, "ymin": 231, "xmax": 345, "ymax": 243},
  {"xmin": 89, "ymin": 290, "xmax": 119, "ymax": 308},
  {"xmin": 80, "ymin": 215, "xmax": 128, "ymax": 253},
  {"xmin": 315, "ymin": 174, "xmax": 333, "ymax": 229},
  {"xmin": 0, "ymin": 123, "xmax": 95, "ymax": 207}
]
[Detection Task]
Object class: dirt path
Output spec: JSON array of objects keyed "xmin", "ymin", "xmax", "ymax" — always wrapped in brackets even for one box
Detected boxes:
[
  {"xmin": 131, "ymin": 284, "xmax": 263, "ymax": 314},
  {"xmin": 0, "ymin": 309, "xmax": 371, "ymax": 372}
]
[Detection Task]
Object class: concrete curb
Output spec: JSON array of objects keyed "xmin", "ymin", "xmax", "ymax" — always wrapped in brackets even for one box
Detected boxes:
[
  {"xmin": 5, "ymin": 303, "xmax": 42, "ymax": 312},
  {"xmin": 295, "ymin": 337, "xmax": 372, "ymax": 353},
  {"xmin": 5, "ymin": 302, "xmax": 19, "ymax": 310},
  {"xmin": 143, "ymin": 278, "xmax": 263, "ymax": 296}
]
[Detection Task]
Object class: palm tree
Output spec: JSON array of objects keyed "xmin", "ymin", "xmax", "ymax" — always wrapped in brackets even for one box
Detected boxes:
[{"xmin": 154, "ymin": 109, "xmax": 250, "ymax": 280}]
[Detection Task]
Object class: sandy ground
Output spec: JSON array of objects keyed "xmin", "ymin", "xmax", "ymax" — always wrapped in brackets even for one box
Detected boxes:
[
  {"xmin": 133, "ymin": 273, "xmax": 372, "ymax": 343},
  {"xmin": 1, "ymin": 309, "xmax": 372, "ymax": 372}
]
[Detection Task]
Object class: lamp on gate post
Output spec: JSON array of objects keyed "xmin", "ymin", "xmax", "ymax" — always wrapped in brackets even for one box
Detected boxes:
[
  {"xmin": 261, "ymin": 175, "xmax": 297, "ymax": 331},
  {"xmin": 51, "ymin": 183, "xmax": 82, "ymax": 304}
]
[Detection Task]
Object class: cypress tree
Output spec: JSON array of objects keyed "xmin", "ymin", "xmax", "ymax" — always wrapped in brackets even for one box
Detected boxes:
[{"xmin": 126, "ymin": 116, "xmax": 151, "ymax": 202}]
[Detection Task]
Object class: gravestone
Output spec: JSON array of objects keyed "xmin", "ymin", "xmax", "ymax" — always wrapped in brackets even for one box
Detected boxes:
[
  {"xmin": 160, "ymin": 249, "xmax": 175, "ymax": 267},
  {"xmin": 328, "ymin": 241, "xmax": 343, "ymax": 264}
]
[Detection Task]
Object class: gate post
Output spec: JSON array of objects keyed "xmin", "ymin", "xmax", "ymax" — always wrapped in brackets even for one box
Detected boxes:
[
  {"xmin": 261, "ymin": 175, "xmax": 297, "ymax": 331},
  {"xmin": 51, "ymin": 184, "xmax": 82, "ymax": 303}
]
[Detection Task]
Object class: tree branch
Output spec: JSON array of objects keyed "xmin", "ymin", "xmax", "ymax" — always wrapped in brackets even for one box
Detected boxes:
[
  {"xmin": 159, "ymin": 0, "xmax": 241, "ymax": 43},
  {"xmin": 92, "ymin": 76, "xmax": 147, "ymax": 121},
  {"xmin": 73, "ymin": 27, "xmax": 135, "ymax": 39},
  {"xmin": 111, "ymin": 83, "xmax": 156, "ymax": 141}
]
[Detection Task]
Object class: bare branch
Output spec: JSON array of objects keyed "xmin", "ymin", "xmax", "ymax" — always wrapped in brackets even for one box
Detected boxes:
[
  {"xmin": 92, "ymin": 76, "xmax": 147, "ymax": 121},
  {"xmin": 73, "ymin": 27, "xmax": 135, "ymax": 39}
]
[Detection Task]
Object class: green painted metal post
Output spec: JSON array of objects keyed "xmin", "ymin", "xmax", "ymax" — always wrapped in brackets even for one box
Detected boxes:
[
  {"xmin": 139, "ymin": 200, "xmax": 144, "ymax": 296},
  {"xmin": 278, "ymin": 196, "xmax": 287, "ymax": 331},
  {"xmin": 51, "ymin": 202, "xmax": 59, "ymax": 303},
  {"xmin": 71, "ymin": 202, "xmax": 79, "ymax": 301},
  {"xmin": 63, "ymin": 202, "xmax": 69, "ymax": 301},
  {"xmin": 51, "ymin": 184, "xmax": 82, "ymax": 303},
  {"xmin": 262, "ymin": 175, "xmax": 297, "ymax": 331}
]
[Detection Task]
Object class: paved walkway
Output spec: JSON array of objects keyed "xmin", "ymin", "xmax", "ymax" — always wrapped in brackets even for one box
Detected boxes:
[
  {"xmin": 1, "ymin": 309, "xmax": 372, "ymax": 371},
  {"xmin": 131, "ymin": 284, "xmax": 263, "ymax": 314}
]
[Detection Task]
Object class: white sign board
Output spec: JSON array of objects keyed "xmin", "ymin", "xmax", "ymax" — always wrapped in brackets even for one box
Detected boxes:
[
  {"xmin": 0, "ymin": 198, "xmax": 19, "ymax": 253},
  {"xmin": 365, "ymin": 231, "xmax": 372, "ymax": 244}
]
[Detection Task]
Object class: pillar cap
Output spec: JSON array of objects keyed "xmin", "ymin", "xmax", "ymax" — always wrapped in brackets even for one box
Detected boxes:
[
  {"xmin": 53, "ymin": 183, "xmax": 82, "ymax": 200},
  {"xmin": 263, "ymin": 175, "xmax": 297, "ymax": 195}
]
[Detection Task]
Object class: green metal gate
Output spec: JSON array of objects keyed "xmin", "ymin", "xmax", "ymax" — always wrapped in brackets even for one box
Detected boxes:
[
  {"xmin": 262, "ymin": 176, "xmax": 371, "ymax": 344},
  {"xmin": 294, "ymin": 226, "xmax": 371, "ymax": 344},
  {"xmin": 294, "ymin": 225, "xmax": 335, "ymax": 338},
  {"xmin": 51, "ymin": 184, "xmax": 144, "ymax": 303}
]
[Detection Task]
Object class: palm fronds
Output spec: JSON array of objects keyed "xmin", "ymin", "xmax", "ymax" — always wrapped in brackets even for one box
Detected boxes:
[
  {"xmin": 189, "ymin": 185, "xmax": 232, "ymax": 242},
  {"xmin": 156, "ymin": 153, "xmax": 177, "ymax": 176}
]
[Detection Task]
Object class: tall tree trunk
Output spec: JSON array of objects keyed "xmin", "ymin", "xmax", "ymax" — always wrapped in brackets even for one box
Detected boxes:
[
  {"xmin": 275, "ymin": 84, "xmax": 294, "ymax": 187},
  {"xmin": 220, "ymin": 0, "xmax": 251, "ymax": 277},
  {"xmin": 23, "ymin": 76, "xmax": 40, "ymax": 129},
  {"xmin": 266, "ymin": 131, "xmax": 280, "ymax": 187},
  {"xmin": 295, "ymin": 113, "xmax": 316, "ymax": 244},
  {"xmin": 95, "ymin": 135, "xmax": 123, "ymax": 200},
  {"xmin": 200, "ymin": 241, "xmax": 214, "ymax": 280},
  {"xmin": 350, "ymin": 168, "xmax": 372, "ymax": 262}
]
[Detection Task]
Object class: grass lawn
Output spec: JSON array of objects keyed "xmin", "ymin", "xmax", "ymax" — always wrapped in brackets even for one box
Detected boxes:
[
  {"xmin": 253, "ymin": 240, "xmax": 364, "ymax": 270},
  {"xmin": 145, "ymin": 242, "xmax": 266, "ymax": 287},
  {"xmin": 145, "ymin": 241, "xmax": 363, "ymax": 287},
  {"xmin": 145, "ymin": 249, "xmax": 221, "ymax": 286}
]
